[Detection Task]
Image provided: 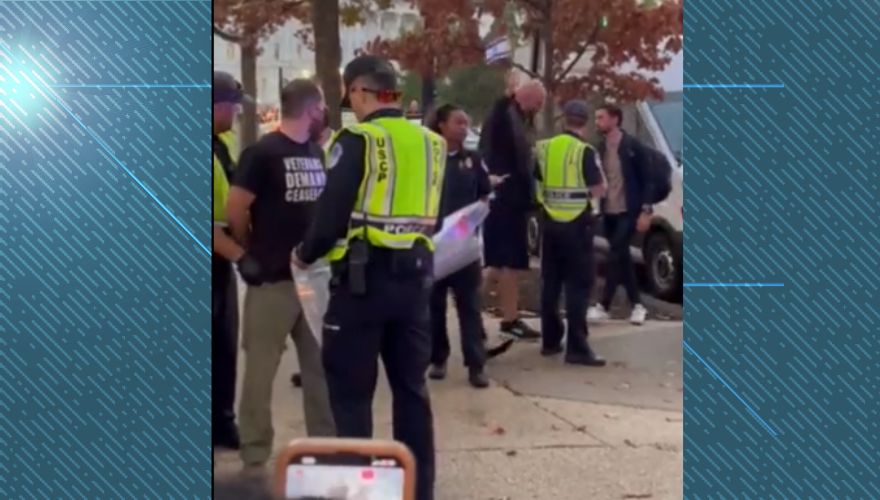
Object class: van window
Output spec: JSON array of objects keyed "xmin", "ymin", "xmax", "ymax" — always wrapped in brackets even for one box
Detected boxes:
[{"xmin": 648, "ymin": 93, "xmax": 682, "ymax": 164}]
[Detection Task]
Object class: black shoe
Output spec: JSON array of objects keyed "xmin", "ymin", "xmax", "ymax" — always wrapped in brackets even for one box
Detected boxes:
[
  {"xmin": 213, "ymin": 424, "xmax": 241, "ymax": 450},
  {"xmin": 486, "ymin": 338, "xmax": 515, "ymax": 358},
  {"xmin": 541, "ymin": 345, "xmax": 563, "ymax": 356},
  {"xmin": 291, "ymin": 372, "xmax": 302, "ymax": 387},
  {"xmin": 500, "ymin": 318, "xmax": 541, "ymax": 342},
  {"xmin": 428, "ymin": 363, "xmax": 447, "ymax": 380},
  {"xmin": 468, "ymin": 367, "xmax": 489, "ymax": 388},
  {"xmin": 564, "ymin": 349, "xmax": 607, "ymax": 367}
]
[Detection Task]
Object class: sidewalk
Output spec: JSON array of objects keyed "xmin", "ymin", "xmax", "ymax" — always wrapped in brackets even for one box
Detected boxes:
[{"xmin": 214, "ymin": 314, "xmax": 683, "ymax": 500}]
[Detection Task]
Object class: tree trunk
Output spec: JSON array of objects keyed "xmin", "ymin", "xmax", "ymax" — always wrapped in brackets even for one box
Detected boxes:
[
  {"xmin": 421, "ymin": 69, "xmax": 436, "ymax": 121},
  {"xmin": 312, "ymin": 0, "xmax": 343, "ymax": 130},
  {"xmin": 240, "ymin": 42, "xmax": 259, "ymax": 148},
  {"xmin": 540, "ymin": 0, "xmax": 555, "ymax": 137}
]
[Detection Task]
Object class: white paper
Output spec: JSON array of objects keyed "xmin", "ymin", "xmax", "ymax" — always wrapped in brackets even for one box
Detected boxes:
[{"xmin": 432, "ymin": 201, "xmax": 490, "ymax": 280}]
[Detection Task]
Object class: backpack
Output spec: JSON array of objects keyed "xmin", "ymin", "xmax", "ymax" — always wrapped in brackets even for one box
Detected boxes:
[{"xmin": 644, "ymin": 146, "xmax": 673, "ymax": 204}]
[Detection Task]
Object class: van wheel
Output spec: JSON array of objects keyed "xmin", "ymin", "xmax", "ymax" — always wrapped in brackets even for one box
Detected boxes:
[
  {"xmin": 527, "ymin": 215, "xmax": 541, "ymax": 257},
  {"xmin": 644, "ymin": 231, "xmax": 682, "ymax": 302}
]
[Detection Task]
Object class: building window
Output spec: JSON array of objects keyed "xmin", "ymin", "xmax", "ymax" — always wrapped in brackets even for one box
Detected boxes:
[
  {"xmin": 381, "ymin": 13, "xmax": 397, "ymax": 31},
  {"xmin": 401, "ymin": 14, "xmax": 419, "ymax": 32}
]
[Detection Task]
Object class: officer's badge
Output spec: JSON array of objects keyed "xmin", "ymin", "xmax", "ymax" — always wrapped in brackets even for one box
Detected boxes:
[
  {"xmin": 328, "ymin": 143, "xmax": 343, "ymax": 169},
  {"xmin": 464, "ymin": 157, "xmax": 473, "ymax": 169}
]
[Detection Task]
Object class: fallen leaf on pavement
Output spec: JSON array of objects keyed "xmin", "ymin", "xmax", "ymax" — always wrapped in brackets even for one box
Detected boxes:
[
  {"xmin": 575, "ymin": 425, "xmax": 587, "ymax": 432},
  {"xmin": 611, "ymin": 361, "xmax": 628, "ymax": 368},
  {"xmin": 623, "ymin": 439, "xmax": 637, "ymax": 448},
  {"xmin": 617, "ymin": 382, "xmax": 631, "ymax": 390},
  {"xmin": 488, "ymin": 424, "xmax": 506, "ymax": 435},
  {"xmin": 622, "ymin": 493, "xmax": 653, "ymax": 499},
  {"xmin": 506, "ymin": 450, "xmax": 517, "ymax": 457},
  {"xmin": 665, "ymin": 417, "xmax": 683, "ymax": 423},
  {"xmin": 604, "ymin": 413, "xmax": 620, "ymax": 420}
]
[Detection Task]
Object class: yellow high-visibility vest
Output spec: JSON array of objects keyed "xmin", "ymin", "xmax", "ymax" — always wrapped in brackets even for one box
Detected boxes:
[
  {"xmin": 212, "ymin": 131, "xmax": 237, "ymax": 227},
  {"xmin": 536, "ymin": 133, "xmax": 593, "ymax": 222},
  {"xmin": 326, "ymin": 117, "xmax": 447, "ymax": 261}
]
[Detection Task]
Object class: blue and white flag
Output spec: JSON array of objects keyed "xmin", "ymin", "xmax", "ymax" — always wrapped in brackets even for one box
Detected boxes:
[{"xmin": 485, "ymin": 37, "xmax": 512, "ymax": 64}]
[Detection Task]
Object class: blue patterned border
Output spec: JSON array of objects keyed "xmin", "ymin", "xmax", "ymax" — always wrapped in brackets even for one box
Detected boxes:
[
  {"xmin": 685, "ymin": 0, "xmax": 879, "ymax": 496},
  {"xmin": 1, "ymin": 1, "xmax": 211, "ymax": 497}
]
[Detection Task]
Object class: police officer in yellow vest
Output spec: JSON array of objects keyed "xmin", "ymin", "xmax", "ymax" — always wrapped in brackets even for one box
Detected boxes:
[
  {"xmin": 212, "ymin": 71, "xmax": 255, "ymax": 449},
  {"xmin": 294, "ymin": 56, "xmax": 445, "ymax": 500},
  {"xmin": 535, "ymin": 100, "xmax": 608, "ymax": 366}
]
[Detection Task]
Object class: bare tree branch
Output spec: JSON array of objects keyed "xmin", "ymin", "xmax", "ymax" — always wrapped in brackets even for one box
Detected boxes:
[
  {"xmin": 511, "ymin": 61, "xmax": 540, "ymax": 79},
  {"xmin": 213, "ymin": 25, "xmax": 243, "ymax": 43},
  {"xmin": 557, "ymin": 21, "xmax": 602, "ymax": 82}
]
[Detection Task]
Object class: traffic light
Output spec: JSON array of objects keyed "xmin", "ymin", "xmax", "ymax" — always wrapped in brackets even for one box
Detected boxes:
[{"xmin": 601, "ymin": 15, "xmax": 609, "ymax": 28}]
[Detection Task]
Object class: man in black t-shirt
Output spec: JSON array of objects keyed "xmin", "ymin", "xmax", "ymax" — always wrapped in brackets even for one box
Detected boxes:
[{"xmin": 227, "ymin": 79, "xmax": 336, "ymax": 473}]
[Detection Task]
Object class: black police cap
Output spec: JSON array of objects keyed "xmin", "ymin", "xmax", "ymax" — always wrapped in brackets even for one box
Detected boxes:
[
  {"xmin": 213, "ymin": 71, "xmax": 253, "ymax": 105},
  {"xmin": 341, "ymin": 55, "xmax": 398, "ymax": 108}
]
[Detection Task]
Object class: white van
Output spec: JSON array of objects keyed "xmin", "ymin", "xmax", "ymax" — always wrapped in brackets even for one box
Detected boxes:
[{"xmin": 631, "ymin": 93, "xmax": 683, "ymax": 301}]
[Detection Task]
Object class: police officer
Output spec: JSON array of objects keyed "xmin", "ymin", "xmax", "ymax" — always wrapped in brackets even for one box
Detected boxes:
[
  {"xmin": 293, "ymin": 55, "xmax": 445, "ymax": 500},
  {"xmin": 212, "ymin": 71, "xmax": 258, "ymax": 449},
  {"xmin": 535, "ymin": 100, "xmax": 608, "ymax": 366},
  {"xmin": 426, "ymin": 104, "xmax": 491, "ymax": 388}
]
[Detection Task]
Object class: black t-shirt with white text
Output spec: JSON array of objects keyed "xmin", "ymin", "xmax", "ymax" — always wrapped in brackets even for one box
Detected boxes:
[{"xmin": 234, "ymin": 131, "xmax": 326, "ymax": 282}]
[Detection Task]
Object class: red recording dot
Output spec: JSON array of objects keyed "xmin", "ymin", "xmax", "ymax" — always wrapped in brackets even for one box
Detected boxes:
[{"xmin": 361, "ymin": 469, "xmax": 375, "ymax": 481}]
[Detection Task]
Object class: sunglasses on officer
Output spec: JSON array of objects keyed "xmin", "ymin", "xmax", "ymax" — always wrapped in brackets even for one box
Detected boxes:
[{"xmin": 347, "ymin": 86, "xmax": 401, "ymax": 102}]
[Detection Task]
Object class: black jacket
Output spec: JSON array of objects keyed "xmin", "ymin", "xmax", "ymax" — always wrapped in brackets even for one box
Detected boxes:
[
  {"xmin": 479, "ymin": 96, "xmax": 536, "ymax": 211},
  {"xmin": 597, "ymin": 131, "xmax": 654, "ymax": 215}
]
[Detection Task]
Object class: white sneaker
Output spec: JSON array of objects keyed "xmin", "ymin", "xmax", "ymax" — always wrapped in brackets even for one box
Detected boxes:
[
  {"xmin": 630, "ymin": 304, "xmax": 648, "ymax": 325},
  {"xmin": 587, "ymin": 304, "xmax": 609, "ymax": 323}
]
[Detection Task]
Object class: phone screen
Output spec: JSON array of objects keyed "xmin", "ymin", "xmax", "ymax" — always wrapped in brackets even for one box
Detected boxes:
[{"xmin": 284, "ymin": 452, "xmax": 405, "ymax": 500}]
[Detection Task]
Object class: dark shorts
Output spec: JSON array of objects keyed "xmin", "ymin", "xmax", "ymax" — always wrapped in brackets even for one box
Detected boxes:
[{"xmin": 483, "ymin": 206, "xmax": 530, "ymax": 270}]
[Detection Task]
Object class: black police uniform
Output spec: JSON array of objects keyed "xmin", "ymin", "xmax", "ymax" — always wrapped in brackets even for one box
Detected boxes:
[
  {"xmin": 429, "ymin": 149, "xmax": 491, "ymax": 372},
  {"xmin": 211, "ymin": 134, "xmax": 239, "ymax": 446},
  {"xmin": 296, "ymin": 108, "xmax": 437, "ymax": 500},
  {"xmin": 538, "ymin": 131, "xmax": 606, "ymax": 363}
]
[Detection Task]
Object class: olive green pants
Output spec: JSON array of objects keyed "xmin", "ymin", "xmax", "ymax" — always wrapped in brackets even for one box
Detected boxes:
[{"xmin": 238, "ymin": 280, "xmax": 335, "ymax": 466}]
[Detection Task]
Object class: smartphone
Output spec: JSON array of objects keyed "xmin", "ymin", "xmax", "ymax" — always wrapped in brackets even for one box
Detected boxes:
[{"xmin": 274, "ymin": 438, "xmax": 416, "ymax": 500}]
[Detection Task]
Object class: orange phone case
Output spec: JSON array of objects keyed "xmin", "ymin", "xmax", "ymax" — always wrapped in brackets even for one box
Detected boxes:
[{"xmin": 274, "ymin": 438, "xmax": 416, "ymax": 500}]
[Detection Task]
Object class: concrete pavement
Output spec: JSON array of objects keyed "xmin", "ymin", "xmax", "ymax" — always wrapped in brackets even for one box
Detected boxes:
[{"xmin": 214, "ymin": 311, "xmax": 683, "ymax": 500}]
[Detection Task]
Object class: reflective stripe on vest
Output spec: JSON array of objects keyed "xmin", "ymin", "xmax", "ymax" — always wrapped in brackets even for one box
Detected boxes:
[
  {"xmin": 212, "ymin": 131, "xmax": 238, "ymax": 226},
  {"xmin": 536, "ymin": 134, "xmax": 592, "ymax": 222},
  {"xmin": 326, "ymin": 117, "xmax": 447, "ymax": 261}
]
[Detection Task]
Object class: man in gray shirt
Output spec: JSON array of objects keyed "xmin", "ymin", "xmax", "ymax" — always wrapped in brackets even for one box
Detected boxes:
[{"xmin": 587, "ymin": 104, "xmax": 654, "ymax": 326}]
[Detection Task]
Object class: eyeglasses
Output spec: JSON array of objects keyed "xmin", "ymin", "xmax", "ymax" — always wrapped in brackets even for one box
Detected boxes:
[
  {"xmin": 348, "ymin": 86, "xmax": 379, "ymax": 96},
  {"xmin": 348, "ymin": 86, "xmax": 402, "ymax": 101}
]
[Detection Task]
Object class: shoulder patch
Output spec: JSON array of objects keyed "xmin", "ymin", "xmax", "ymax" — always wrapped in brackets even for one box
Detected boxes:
[{"xmin": 328, "ymin": 143, "xmax": 344, "ymax": 169}]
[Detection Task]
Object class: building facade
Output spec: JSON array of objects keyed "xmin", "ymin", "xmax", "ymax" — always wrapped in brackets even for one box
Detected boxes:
[{"xmin": 213, "ymin": 5, "xmax": 421, "ymax": 108}]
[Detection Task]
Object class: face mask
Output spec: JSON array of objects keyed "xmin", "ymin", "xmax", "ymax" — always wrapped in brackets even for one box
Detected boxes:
[{"xmin": 308, "ymin": 108, "xmax": 327, "ymax": 142}]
